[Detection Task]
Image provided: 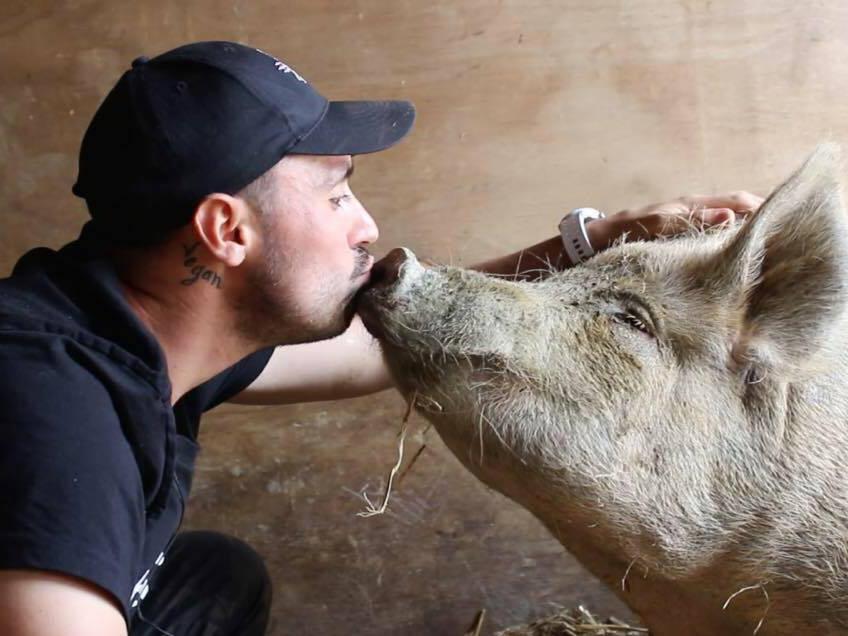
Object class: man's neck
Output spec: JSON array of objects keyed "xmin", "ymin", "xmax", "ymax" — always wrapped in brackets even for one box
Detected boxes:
[{"xmin": 118, "ymin": 272, "xmax": 253, "ymax": 405}]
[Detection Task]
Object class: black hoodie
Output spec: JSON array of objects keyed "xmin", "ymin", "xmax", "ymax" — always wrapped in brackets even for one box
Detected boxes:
[{"xmin": 0, "ymin": 224, "xmax": 273, "ymax": 622}]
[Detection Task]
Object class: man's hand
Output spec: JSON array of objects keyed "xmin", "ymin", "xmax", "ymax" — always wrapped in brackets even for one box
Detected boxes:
[
  {"xmin": 477, "ymin": 191, "xmax": 765, "ymax": 280},
  {"xmin": 587, "ymin": 191, "xmax": 764, "ymax": 250}
]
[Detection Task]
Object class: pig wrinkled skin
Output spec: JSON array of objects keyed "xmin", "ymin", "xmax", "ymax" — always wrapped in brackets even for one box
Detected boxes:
[{"xmin": 359, "ymin": 145, "xmax": 848, "ymax": 635}]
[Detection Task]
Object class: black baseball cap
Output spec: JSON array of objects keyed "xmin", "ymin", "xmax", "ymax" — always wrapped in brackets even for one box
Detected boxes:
[{"xmin": 72, "ymin": 41, "xmax": 415, "ymax": 244}]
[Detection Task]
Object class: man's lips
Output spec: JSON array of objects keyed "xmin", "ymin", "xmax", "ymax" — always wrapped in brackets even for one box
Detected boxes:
[{"xmin": 352, "ymin": 255, "xmax": 374, "ymax": 281}]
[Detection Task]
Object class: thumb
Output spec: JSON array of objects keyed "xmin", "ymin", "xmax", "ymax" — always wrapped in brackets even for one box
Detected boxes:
[{"xmin": 701, "ymin": 207, "xmax": 735, "ymax": 226}]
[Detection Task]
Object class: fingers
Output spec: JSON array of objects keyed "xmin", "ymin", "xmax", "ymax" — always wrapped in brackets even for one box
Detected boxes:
[
  {"xmin": 648, "ymin": 206, "xmax": 735, "ymax": 238},
  {"xmin": 603, "ymin": 190, "xmax": 764, "ymax": 247},
  {"xmin": 683, "ymin": 191, "xmax": 764, "ymax": 215},
  {"xmin": 697, "ymin": 207, "xmax": 735, "ymax": 225}
]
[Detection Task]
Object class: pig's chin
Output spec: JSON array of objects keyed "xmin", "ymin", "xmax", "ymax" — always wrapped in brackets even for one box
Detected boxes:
[
  {"xmin": 357, "ymin": 283, "xmax": 498, "ymax": 415},
  {"xmin": 355, "ymin": 297, "xmax": 456, "ymax": 402},
  {"xmin": 354, "ymin": 289, "xmax": 395, "ymax": 342},
  {"xmin": 356, "ymin": 286, "xmax": 421, "ymax": 351},
  {"xmin": 354, "ymin": 298, "xmax": 382, "ymax": 340}
]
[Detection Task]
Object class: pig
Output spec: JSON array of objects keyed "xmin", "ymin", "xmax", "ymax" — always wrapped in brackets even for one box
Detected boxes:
[{"xmin": 358, "ymin": 145, "xmax": 848, "ymax": 635}]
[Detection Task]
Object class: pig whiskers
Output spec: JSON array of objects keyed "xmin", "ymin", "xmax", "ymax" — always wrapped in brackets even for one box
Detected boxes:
[
  {"xmin": 621, "ymin": 558, "xmax": 637, "ymax": 592},
  {"xmin": 722, "ymin": 581, "xmax": 771, "ymax": 635},
  {"xmin": 474, "ymin": 409, "xmax": 485, "ymax": 465},
  {"xmin": 621, "ymin": 558, "xmax": 650, "ymax": 592},
  {"xmin": 381, "ymin": 311, "xmax": 428, "ymax": 336},
  {"xmin": 485, "ymin": 266, "xmax": 554, "ymax": 280},
  {"xmin": 477, "ymin": 407, "xmax": 527, "ymax": 466}
]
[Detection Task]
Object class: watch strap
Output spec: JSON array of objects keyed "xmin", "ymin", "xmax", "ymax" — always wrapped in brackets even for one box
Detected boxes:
[{"xmin": 559, "ymin": 207, "xmax": 604, "ymax": 265}]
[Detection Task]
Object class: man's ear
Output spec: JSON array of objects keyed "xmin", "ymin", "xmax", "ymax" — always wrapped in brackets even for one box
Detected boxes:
[
  {"xmin": 191, "ymin": 194, "xmax": 254, "ymax": 267},
  {"xmin": 703, "ymin": 144, "xmax": 848, "ymax": 378}
]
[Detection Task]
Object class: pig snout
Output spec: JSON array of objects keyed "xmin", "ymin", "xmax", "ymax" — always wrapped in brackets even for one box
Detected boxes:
[
  {"xmin": 368, "ymin": 247, "xmax": 412, "ymax": 290},
  {"xmin": 357, "ymin": 247, "xmax": 423, "ymax": 338}
]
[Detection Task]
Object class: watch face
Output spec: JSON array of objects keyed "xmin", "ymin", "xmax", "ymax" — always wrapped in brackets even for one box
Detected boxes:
[{"xmin": 575, "ymin": 207, "xmax": 604, "ymax": 220}]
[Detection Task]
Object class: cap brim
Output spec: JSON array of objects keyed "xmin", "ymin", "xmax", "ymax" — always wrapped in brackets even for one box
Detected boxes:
[{"xmin": 289, "ymin": 100, "xmax": 415, "ymax": 156}]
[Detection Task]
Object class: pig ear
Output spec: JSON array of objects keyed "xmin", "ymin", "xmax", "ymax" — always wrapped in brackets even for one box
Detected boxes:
[{"xmin": 713, "ymin": 144, "xmax": 848, "ymax": 375}]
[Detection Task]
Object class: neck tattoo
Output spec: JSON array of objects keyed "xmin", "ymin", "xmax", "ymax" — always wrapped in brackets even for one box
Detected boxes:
[{"xmin": 180, "ymin": 242, "xmax": 223, "ymax": 289}]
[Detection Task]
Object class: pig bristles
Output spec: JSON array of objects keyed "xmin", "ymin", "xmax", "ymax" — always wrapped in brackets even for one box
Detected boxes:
[
  {"xmin": 621, "ymin": 558, "xmax": 637, "ymax": 592},
  {"xmin": 722, "ymin": 582, "xmax": 771, "ymax": 635},
  {"xmin": 487, "ymin": 266, "xmax": 556, "ymax": 280},
  {"xmin": 475, "ymin": 409, "xmax": 486, "ymax": 465},
  {"xmin": 357, "ymin": 392, "xmax": 418, "ymax": 518},
  {"xmin": 475, "ymin": 408, "xmax": 528, "ymax": 466},
  {"xmin": 620, "ymin": 558, "xmax": 650, "ymax": 594}
]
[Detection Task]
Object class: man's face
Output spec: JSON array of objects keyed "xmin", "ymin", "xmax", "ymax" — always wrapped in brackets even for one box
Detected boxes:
[{"xmin": 237, "ymin": 154, "xmax": 378, "ymax": 346}]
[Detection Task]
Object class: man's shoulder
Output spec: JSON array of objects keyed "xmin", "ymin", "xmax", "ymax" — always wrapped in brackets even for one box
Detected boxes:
[
  {"xmin": 0, "ymin": 322, "xmax": 126, "ymax": 380},
  {"xmin": 0, "ymin": 253, "xmax": 65, "ymax": 326},
  {"xmin": 0, "ymin": 240, "xmax": 169, "ymax": 396},
  {"xmin": 0, "ymin": 330, "xmax": 122, "ymax": 436},
  {"xmin": 0, "ymin": 245, "xmax": 101, "ymax": 353}
]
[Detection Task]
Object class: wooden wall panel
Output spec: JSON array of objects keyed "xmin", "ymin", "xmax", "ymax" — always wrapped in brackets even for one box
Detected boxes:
[{"xmin": 2, "ymin": 1, "xmax": 847, "ymax": 633}]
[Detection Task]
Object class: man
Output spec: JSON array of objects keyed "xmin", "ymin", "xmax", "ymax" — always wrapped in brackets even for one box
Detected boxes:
[{"xmin": 0, "ymin": 41, "xmax": 762, "ymax": 635}]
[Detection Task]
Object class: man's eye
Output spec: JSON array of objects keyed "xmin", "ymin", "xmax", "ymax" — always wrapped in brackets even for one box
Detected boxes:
[{"xmin": 330, "ymin": 194, "xmax": 352, "ymax": 207}]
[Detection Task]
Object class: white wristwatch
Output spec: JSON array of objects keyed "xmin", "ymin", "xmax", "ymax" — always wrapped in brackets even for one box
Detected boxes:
[{"xmin": 559, "ymin": 207, "xmax": 605, "ymax": 264}]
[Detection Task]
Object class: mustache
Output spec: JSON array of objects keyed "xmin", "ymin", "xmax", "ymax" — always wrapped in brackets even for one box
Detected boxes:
[{"xmin": 350, "ymin": 247, "xmax": 372, "ymax": 280}]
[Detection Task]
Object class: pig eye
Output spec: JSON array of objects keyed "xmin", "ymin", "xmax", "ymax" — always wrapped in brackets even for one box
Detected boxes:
[{"xmin": 613, "ymin": 311, "xmax": 653, "ymax": 335}]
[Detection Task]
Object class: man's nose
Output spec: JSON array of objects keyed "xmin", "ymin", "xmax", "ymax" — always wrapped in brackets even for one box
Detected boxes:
[
  {"xmin": 369, "ymin": 248, "xmax": 409, "ymax": 290},
  {"xmin": 354, "ymin": 206, "xmax": 379, "ymax": 245}
]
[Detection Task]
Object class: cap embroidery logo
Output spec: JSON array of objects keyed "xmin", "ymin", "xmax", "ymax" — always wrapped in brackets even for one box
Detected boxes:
[
  {"xmin": 254, "ymin": 47, "xmax": 307, "ymax": 83},
  {"xmin": 274, "ymin": 60, "xmax": 307, "ymax": 83}
]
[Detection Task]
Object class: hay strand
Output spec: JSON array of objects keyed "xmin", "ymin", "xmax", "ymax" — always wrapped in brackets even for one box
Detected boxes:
[
  {"xmin": 490, "ymin": 605, "xmax": 648, "ymax": 636},
  {"xmin": 463, "ymin": 609, "xmax": 487, "ymax": 636},
  {"xmin": 357, "ymin": 392, "xmax": 418, "ymax": 518}
]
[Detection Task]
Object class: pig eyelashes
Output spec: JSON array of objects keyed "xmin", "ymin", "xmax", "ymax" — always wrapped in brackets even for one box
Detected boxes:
[
  {"xmin": 612, "ymin": 310, "xmax": 653, "ymax": 336},
  {"xmin": 607, "ymin": 291, "xmax": 660, "ymax": 337}
]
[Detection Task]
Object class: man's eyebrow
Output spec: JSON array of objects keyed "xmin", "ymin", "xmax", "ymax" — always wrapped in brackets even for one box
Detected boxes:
[{"xmin": 327, "ymin": 158, "xmax": 354, "ymax": 187}]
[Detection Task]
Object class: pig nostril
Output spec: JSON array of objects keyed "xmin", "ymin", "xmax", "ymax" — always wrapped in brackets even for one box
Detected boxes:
[
  {"xmin": 370, "ymin": 248, "xmax": 408, "ymax": 289},
  {"xmin": 369, "ymin": 261, "xmax": 389, "ymax": 287}
]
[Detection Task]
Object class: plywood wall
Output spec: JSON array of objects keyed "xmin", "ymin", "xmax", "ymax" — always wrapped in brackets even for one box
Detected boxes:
[{"xmin": 2, "ymin": 1, "xmax": 847, "ymax": 634}]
